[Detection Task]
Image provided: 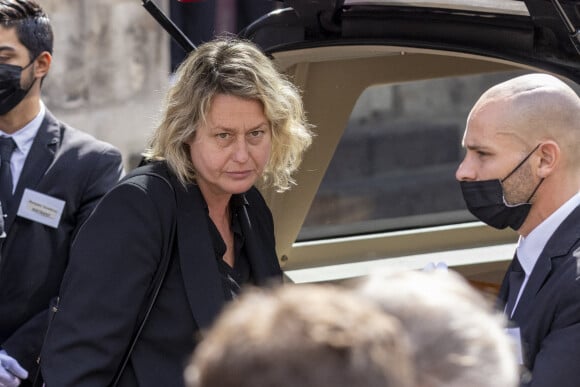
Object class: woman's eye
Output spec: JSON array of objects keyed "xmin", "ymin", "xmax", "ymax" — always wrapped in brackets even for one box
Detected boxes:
[
  {"xmin": 249, "ymin": 130, "xmax": 264, "ymax": 137},
  {"xmin": 216, "ymin": 133, "xmax": 230, "ymax": 140}
]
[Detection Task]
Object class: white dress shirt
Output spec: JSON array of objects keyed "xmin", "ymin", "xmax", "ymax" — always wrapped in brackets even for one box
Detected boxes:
[{"xmin": 0, "ymin": 102, "xmax": 45, "ymax": 193}]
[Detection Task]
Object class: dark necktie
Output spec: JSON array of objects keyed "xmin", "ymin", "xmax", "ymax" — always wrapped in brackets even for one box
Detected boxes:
[
  {"xmin": 0, "ymin": 136, "xmax": 17, "ymax": 215},
  {"xmin": 505, "ymin": 254, "xmax": 525, "ymax": 318}
]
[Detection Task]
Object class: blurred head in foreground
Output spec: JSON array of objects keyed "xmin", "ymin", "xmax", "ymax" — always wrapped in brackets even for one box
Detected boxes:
[
  {"xmin": 186, "ymin": 284, "xmax": 414, "ymax": 387},
  {"xmin": 357, "ymin": 269, "xmax": 519, "ymax": 387}
]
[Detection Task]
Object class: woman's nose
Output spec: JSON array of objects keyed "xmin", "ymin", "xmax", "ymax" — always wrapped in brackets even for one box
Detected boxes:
[{"xmin": 232, "ymin": 138, "xmax": 249, "ymax": 163}]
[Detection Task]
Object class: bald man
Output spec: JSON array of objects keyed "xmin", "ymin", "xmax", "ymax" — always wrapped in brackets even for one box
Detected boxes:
[{"xmin": 456, "ymin": 73, "xmax": 580, "ymax": 387}]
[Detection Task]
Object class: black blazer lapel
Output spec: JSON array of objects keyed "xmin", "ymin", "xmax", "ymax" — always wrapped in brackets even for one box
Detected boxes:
[
  {"xmin": 512, "ymin": 254, "xmax": 552, "ymax": 322},
  {"xmin": 5, "ymin": 112, "xmax": 59, "ymax": 231},
  {"xmin": 497, "ymin": 254, "xmax": 517, "ymax": 311},
  {"xmin": 238, "ymin": 200, "xmax": 282, "ymax": 285},
  {"xmin": 512, "ymin": 205, "xmax": 580, "ymax": 322},
  {"xmin": 172, "ymin": 175, "xmax": 225, "ymax": 330}
]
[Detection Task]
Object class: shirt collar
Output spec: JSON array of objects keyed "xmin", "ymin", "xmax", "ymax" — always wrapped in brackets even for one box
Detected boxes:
[
  {"xmin": 517, "ymin": 192, "xmax": 580, "ymax": 275},
  {"xmin": 0, "ymin": 102, "xmax": 45, "ymax": 154}
]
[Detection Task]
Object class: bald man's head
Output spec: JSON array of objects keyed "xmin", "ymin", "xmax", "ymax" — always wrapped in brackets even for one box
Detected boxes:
[{"xmin": 472, "ymin": 73, "xmax": 580, "ymax": 168}]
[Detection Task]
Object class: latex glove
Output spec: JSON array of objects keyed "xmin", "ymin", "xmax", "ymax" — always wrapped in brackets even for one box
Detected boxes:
[
  {"xmin": 0, "ymin": 350, "xmax": 28, "ymax": 387},
  {"xmin": 422, "ymin": 261, "xmax": 448, "ymax": 272}
]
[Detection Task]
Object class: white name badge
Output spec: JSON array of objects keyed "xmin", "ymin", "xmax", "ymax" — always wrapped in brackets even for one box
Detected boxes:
[
  {"xmin": 17, "ymin": 189, "xmax": 65, "ymax": 228},
  {"xmin": 506, "ymin": 327, "xmax": 524, "ymax": 365}
]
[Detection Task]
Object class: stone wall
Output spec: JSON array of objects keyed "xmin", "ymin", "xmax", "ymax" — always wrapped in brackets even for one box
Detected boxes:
[{"xmin": 39, "ymin": 0, "xmax": 171, "ymax": 169}]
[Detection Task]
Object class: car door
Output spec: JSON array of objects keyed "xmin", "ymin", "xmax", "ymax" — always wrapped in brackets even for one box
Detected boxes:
[{"xmin": 237, "ymin": 0, "xmax": 580, "ymax": 292}]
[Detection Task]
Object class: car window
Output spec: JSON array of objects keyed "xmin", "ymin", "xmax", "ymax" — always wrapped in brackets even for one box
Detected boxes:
[{"xmin": 298, "ymin": 70, "xmax": 528, "ymax": 240}]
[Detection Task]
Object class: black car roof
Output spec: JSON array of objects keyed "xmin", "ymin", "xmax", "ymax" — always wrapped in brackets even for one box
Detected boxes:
[{"xmin": 239, "ymin": 0, "xmax": 580, "ymax": 82}]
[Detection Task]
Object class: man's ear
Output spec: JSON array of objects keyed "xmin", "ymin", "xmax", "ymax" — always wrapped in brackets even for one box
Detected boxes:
[
  {"xmin": 33, "ymin": 51, "xmax": 51, "ymax": 78},
  {"xmin": 536, "ymin": 141, "xmax": 559, "ymax": 178}
]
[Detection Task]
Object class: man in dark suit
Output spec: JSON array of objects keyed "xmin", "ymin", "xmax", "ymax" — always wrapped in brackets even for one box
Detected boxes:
[
  {"xmin": 456, "ymin": 73, "xmax": 580, "ymax": 387},
  {"xmin": 0, "ymin": 1, "xmax": 123, "ymax": 386}
]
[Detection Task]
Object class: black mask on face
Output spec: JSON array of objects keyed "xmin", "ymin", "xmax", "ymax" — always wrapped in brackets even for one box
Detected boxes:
[
  {"xmin": 459, "ymin": 144, "xmax": 543, "ymax": 230},
  {"xmin": 0, "ymin": 60, "xmax": 36, "ymax": 116}
]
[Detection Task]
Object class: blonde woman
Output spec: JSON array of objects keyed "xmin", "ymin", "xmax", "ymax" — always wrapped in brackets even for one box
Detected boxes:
[{"xmin": 41, "ymin": 37, "xmax": 312, "ymax": 387}]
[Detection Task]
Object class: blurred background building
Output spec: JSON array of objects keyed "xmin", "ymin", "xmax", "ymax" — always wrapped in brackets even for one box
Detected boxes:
[
  {"xmin": 40, "ymin": 0, "xmax": 279, "ymax": 170},
  {"xmin": 42, "ymin": 0, "xmax": 170, "ymax": 169}
]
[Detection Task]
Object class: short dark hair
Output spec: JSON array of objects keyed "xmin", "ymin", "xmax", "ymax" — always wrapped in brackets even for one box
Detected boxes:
[{"xmin": 0, "ymin": 0, "xmax": 53, "ymax": 59}]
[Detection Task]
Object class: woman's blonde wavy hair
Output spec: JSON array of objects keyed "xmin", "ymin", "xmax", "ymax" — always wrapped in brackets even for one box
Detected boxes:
[{"xmin": 143, "ymin": 36, "xmax": 313, "ymax": 192}]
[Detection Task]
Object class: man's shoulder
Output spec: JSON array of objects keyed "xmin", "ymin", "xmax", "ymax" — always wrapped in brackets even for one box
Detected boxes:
[
  {"xmin": 45, "ymin": 111, "xmax": 121, "ymax": 155},
  {"xmin": 60, "ymin": 124, "xmax": 120, "ymax": 154}
]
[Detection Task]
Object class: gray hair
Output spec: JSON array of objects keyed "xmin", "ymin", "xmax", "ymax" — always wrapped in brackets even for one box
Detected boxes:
[{"xmin": 357, "ymin": 269, "xmax": 519, "ymax": 387}]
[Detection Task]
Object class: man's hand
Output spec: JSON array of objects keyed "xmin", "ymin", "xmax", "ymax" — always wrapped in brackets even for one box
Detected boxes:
[{"xmin": 0, "ymin": 350, "xmax": 28, "ymax": 387}]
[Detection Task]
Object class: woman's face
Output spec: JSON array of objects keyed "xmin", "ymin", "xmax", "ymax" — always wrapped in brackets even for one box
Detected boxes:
[{"xmin": 188, "ymin": 94, "xmax": 272, "ymax": 201}]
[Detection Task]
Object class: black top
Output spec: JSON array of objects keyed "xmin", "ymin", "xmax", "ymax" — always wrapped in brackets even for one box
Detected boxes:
[{"xmin": 207, "ymin": 194, "xmax": 252, "ymax": 301}]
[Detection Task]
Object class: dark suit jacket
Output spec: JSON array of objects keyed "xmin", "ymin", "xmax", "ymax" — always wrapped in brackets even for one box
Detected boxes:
[
  {"xmin": 0, "ymin": 110, "xmax": 123, "ymax": 377},
  {"xmin": 498, "ymin": 204, "xmax": 580, "ymax": 387},
  {"xmin": 40, "ymin": 161, "xmax": 283, "ymax": 387}
]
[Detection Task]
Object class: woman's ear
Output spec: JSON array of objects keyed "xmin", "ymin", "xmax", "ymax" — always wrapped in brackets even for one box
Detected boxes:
[
  {"xmin": 33, "ymin": 51, "xmax": 52, "ymax": 79},
  {"xmin": 536, "ymin": 141, "xmax": 560, "ymax": 178}
]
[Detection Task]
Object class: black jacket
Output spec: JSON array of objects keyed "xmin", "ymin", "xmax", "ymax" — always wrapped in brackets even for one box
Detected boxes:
[
  {"xmin": 40, "ymin": 161, "xmax": 282, "ymax": 387},
  {"xmin": 0, "ymin": 110, "xmax": 123, "ymax": 378},
  {"xmin": 498, "ymin": 204, "xmax": 580, "ymax": 387}
]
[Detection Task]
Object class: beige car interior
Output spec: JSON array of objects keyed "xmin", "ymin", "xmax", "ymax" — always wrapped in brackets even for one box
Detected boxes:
[{"xmin": 262, "ymin": 45, "xmax": 545, "ymax": 294}]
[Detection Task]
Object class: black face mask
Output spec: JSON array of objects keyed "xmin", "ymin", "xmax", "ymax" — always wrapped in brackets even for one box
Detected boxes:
[
  {"xmin": 0, "ymin": 61, "xmax": 35, "ymax": 116},
  {"xmin": 459, "ymin": 144, "xmax": 543, "ymax": 230}
]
